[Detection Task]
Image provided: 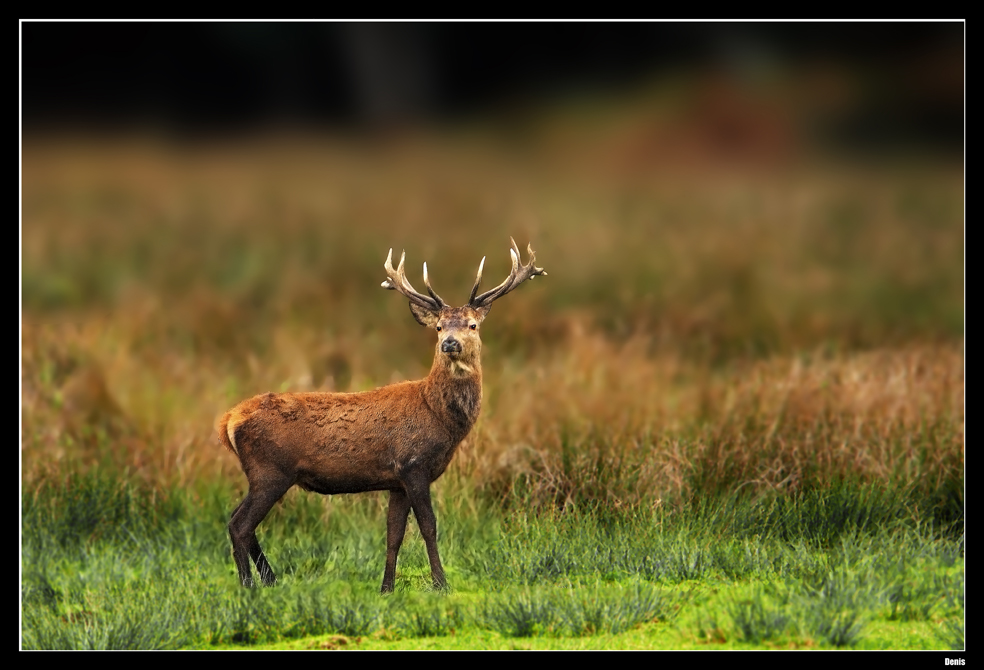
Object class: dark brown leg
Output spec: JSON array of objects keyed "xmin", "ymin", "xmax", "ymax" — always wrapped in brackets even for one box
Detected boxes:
[
  {"xmin": 405, "ymin": 478, "xmax": 447, "ymax": 590},
  {"xmin": 229, "ymin": 480, "xmax": 290, "ymax": 587},
  {"xmin": 381, "ymin": 489, "xmax": 411, "ymax": 593}
]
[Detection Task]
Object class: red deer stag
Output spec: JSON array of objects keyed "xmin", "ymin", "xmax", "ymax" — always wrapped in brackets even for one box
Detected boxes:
[{"xmin": 217, "ymin": 238, "xmax": 546, "ymax": 592}]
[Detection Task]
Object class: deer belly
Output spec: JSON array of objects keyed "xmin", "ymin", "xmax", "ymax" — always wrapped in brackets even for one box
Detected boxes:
[
  {"xmin": 294, "ymin": 449, "xmax": 400, "ymax": 495},
  {"xmin": 296, "ymin": 474, "xmax": 396, "ymax": 495},
  {"xmin": 295, "ymin": 463, "xmax": 400, "ymax": 494}
]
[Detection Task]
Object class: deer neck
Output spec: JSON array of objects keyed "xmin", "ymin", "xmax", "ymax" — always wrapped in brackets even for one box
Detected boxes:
[{"xmin": 424, "ymin": 352, "xmax": 483, "ymax": 437}]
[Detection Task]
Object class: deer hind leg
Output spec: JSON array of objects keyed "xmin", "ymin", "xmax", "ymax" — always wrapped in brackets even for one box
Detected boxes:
[
  {"xmin": 381, "ymin": 489, "xmax": 412, "ymax": 593},
  {"xmin": 229, "ymin": 479, "xmax": 291, "ymax": 587},
  {"xmin": 405, "ymin": 478, "xmax": 447, "ymax": 591}
]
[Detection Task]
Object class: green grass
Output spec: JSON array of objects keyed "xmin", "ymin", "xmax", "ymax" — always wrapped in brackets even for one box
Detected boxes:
[{"xmin": 20, "ymin": 471, "xmax": 962, "ymax": 649}]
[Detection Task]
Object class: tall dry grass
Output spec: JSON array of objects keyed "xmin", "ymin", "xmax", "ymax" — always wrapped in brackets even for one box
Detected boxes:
[
  {"xmin": 468, "ymin": 328, "xmax": 962, "ymax": 507},
  {"xmin": 21, "ymin": 130, "xmax": 963, "ymax": 506}
]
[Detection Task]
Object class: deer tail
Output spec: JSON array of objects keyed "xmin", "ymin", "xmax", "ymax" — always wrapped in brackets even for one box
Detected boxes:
[{"xmin": 216, "ymin": 410, "xmax": 240, "ymax": 459}]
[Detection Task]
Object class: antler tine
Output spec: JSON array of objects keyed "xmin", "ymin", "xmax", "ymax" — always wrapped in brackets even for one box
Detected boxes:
[
  {"xmin": 422, "ymin": 261, "xmax": 447, "ymax": 307},
  {"xmin": 470, "ymin": 237, "xmax": 547, "ymax": 308},
  {"xmin": 381, "ymin": 248, "xmax": 445, "ymax": 310},
  {"xmin": 468, "ymin": 256, "xmax": 487, "ymax": 304}
]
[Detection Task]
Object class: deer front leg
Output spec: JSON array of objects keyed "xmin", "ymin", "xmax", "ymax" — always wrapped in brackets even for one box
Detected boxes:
[
  {"xmin": 381, "ymin": 489, "xmax": 412, "ymax": 593},
  {"xmin": 405, "ymin": 478, "xmax": 447, "ymax": 591}
]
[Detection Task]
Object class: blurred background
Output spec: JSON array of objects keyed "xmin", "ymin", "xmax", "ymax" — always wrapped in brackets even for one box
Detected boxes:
[
  {"xmin": 21, "ymin": 22, "xmax": 963, "ymax": 501},
  {"xmin": 23, "ymin": 21, "xmax": 963, "ymax": 154}
]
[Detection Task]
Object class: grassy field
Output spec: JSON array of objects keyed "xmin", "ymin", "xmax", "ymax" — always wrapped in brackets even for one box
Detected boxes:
[{"xmin": 21, "ymin": 109, "xmax": 963, "ymax": 649}]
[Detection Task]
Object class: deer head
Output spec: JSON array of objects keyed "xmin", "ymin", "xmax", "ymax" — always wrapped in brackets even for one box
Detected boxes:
[{"xmin": 381, "ymin": 237, "xmax": 547, "ymax": 374}]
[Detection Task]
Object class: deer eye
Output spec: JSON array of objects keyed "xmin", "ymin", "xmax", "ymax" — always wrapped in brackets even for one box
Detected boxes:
[
  {"xmin": 469, "ymin": 324, "xmax": 477, "ymax": 330},
  {"xmin": 436, "ymin": 326, "xmax": 442, "ymax": 331}
]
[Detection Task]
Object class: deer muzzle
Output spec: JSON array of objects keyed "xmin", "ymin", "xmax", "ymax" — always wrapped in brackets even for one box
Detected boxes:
[{"xmin": 441, "ymin": 338, "xmax": 462, "ymax": 354}]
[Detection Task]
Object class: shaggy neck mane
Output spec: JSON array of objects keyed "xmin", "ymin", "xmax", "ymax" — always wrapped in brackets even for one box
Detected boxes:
[{"xmin": 424, "ymin": 356, "xmax": 483, "ymax": 437}]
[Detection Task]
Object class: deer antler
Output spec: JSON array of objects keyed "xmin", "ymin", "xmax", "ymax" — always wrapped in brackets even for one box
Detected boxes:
[
  {"xmin": 469, "ymin": 237, "xmax": 547, "ymax": 308},
  {"xmin": 382, "ymin": 249, "xmax": 447, "ymax": 311}
]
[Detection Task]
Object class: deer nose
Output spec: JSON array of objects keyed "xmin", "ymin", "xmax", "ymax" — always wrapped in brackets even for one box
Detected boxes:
[{"xmin": 441, "ymin": 338, "xmax": 462, "ymax": 354}]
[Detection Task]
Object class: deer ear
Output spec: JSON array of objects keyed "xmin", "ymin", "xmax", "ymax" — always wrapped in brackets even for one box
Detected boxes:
[
  {"xmin": 472, "ymin": 304, "xmax": 492, "ymax": 322},
  {"xmin": 409, "ymin": 302, "xmax": 440, "ymax": 328}
]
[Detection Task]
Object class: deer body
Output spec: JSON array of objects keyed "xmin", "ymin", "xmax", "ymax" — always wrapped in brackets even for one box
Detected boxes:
[{"xmin": 218, "ymin": 240, "xmax": 544, "ymax": 592}]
